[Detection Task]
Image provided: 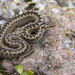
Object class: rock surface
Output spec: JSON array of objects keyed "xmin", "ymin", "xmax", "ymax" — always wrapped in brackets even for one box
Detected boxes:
[{"xmin": 0, "ymin": 0, "xmax": 75, "ymax": 75}]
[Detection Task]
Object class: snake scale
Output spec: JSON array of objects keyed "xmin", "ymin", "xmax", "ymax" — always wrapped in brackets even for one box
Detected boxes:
[{"xmin": 0, "ymin": 11, "xmax": 54, "ymax": 64}]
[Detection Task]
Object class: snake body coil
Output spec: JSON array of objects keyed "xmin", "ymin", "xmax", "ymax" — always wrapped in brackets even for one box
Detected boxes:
[
  {"xmin": 0, "ymin": 12, "xmax": 45, "ymax": 64},
  {"xmin": 0, "ymin": 11, "xmax": 54, "ymax": 64}
]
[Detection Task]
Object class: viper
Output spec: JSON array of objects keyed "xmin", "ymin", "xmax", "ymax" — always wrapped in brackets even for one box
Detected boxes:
[{"xmin": 0, "ymin": 11, "xmax": 55, "ymax": 64}]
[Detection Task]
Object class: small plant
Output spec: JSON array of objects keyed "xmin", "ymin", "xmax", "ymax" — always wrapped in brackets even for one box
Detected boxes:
[{"xmin": 15, "ymin": 65, "xmax": 33, "ymax": 75}]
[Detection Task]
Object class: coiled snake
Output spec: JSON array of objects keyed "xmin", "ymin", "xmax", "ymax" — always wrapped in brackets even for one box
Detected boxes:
[{"xmin": 0, "ymin": 11, "xmax": 55, "ymax": 64}]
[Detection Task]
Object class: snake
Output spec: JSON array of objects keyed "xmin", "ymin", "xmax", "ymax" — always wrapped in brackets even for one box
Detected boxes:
[{"xmin": 0, "ymin": 11, "xmax": 55, "ymax": 64}]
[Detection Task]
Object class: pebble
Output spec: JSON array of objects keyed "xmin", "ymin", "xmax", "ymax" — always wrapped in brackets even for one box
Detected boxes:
[
  {"xmin": 0, "ymin": 20, "xmax": 4, "ymax": 26},
  {"xmin": 0, "ymin": 20, "xmax": 6, "ymax": 28},
  {"xmin": 52, "ymin": 8, "xmax": 60, "ymax": 13},
  {"xmin": 69, "ymin": 47, "xmax": 75, "ymax": 51}
]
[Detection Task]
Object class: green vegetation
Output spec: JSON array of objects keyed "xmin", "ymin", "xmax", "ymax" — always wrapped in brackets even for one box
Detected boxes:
[{"xmin": 15, "ymin": 65, "xmax": 33, "ymax": 75}]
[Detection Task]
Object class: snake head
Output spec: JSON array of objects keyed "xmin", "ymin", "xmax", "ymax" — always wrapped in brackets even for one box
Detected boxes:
[{"xmin": 41, "ymin": 21, "xmax": 55, "ymax": 29}]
